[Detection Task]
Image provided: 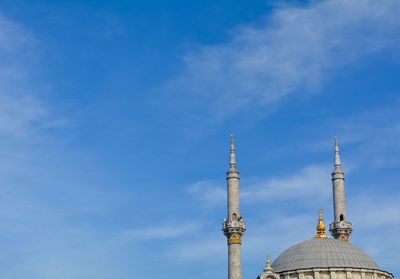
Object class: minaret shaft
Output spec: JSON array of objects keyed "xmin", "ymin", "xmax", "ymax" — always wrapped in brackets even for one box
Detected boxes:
[
  {"xmin": 227, "ymin": 173, "xmax": 240, "ymax": 220},
  {"xmin": 332, "ymin": 173, "xmax": 346, "ymax": 223},
  {"xmin": 222, "ymin": 135, "xmax": 246, "ymax": 279},
  {"xmin": 228, "ymin": 244, "xmax": 242, "ymax": 279}
]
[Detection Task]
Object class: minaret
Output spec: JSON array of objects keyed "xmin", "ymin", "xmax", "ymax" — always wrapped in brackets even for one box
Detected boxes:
[
  {"xmin": 329, "ymin": 137, "xmax": 353, "ymax": 241},
  {"xmin": 222, "ymin": 135, "xmax": 246, "ymax": 279}
]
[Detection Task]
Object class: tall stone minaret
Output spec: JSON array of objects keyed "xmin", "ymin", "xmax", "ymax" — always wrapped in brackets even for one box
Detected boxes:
[
  {"xmin": 222, "ymin": 135, "xmax": 246, "ymax": 279},
  {"xmin": 329, "ymin": 137, "xmax": 353, "ymax": 241}
]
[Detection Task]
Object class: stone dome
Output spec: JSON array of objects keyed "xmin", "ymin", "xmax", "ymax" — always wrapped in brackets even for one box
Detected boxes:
[{"xmin": 272, "ymin": 238, "xmax": 379, "ymax": 273}]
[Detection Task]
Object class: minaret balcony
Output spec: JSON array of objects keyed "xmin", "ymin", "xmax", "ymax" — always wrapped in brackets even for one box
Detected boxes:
[
  {"xmin": 329, "ymin": 220, "xmax": 353, "ymax": 240},
  {"xmin": 222, "ymin": 217, "xmax": 246, "ymax": 237},
  {"xmin": 330, "ymin": 220, "xmax": 352, "ymax": 229}
]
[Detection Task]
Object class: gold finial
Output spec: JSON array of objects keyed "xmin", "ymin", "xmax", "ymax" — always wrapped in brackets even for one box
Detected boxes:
[{"xmin": 314, "ymin": 209, "xmax": 328, "ymax": 238}]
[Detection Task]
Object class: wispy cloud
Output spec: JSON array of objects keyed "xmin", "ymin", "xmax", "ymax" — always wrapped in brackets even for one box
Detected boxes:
[
  {"xmin": 0, "ymin": 14, "xmax": 109, "ymax": 279},
  {"xmin": 61, "ymin": 82, "xmax": 92, "ymax": 94},
  {"xmin": 334, "ymin": 103, "xmax": 400, "ymax": 169},
  {"xmin": 187, "ymin": 180, "xmax": 226, "ymax": 206},
  {"xmin": 241, "ymin": 165, "xmax": 330, "ymax": 203},
  {"xmin": 0, "ymin": 15, "xmax": 66, "ymax": 141},
  {"xmin": 188, "ymin": 165, "xmax": 331, "ymax": 207},
  {"xmin": 172, "ymin": 237, "xmax": 224, "ymax": 261},
  {"xmin": 174, "ymin": 191, "xmax": 400, "ymax": 266},
  {"xmin": 352, "ymin": 194, "xmax": 400, "ymax": 228},
  {"xmin": 166, "ymin": 0, "xmax": 400, "ymax": 123},
  {"xmin": 179, "ymin": 165, "xmax": 334, "ymax": 264},
  {"xmin": 120, "ymin": 222, "xmax": 200, "ymax": 241}
]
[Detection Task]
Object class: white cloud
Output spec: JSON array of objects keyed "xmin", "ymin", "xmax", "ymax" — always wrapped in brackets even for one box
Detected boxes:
[
  {"xmin": 120, "ymin": 223, "xmax": 200, "ymax": 241},
  {"xmin": 167, "ymin": 0, "xmax": 400, "ymax": 122},
  {"xmin": 352, "ymin": 195, "xmax": 400, "ymax": 229},
  {"xmin": 187, "ymin": 180, "xmax": 226, "ymax": 206},
  {"xmin": 334, "ymin": 103, "xmax": 400, "ymax": 169},
  {"xmin": 0, "ymin": 15, "xmax": 61, "ymax": 140},
  {"xmin": 172, "ymin": 237, "xmax": 225, "ymax": 261},
  {"xmin": 241, "ymin": 165, "xmax": 330, "ymax": 202},
  {"xmin": 181, "ymin": 165, "xmax": 332, "ymax": 263},
  {"xmin": 0, "ymin": 15, "xmax": 101, "ymax": 279},
  {"xmin": 173, "ymin": 191, "xmax": 400, "ymax": 267},
  {"xmin": 188, "ymin": 164, "xmax": 331, "ymax": 207}
]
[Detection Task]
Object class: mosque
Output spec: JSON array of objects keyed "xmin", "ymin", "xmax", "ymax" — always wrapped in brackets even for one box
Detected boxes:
[{"xmin": 222, "ymin": 136, "xmax": 394, "ymax": 279}]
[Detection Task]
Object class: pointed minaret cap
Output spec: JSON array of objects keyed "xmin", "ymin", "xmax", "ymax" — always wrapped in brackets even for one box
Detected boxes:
[
  {"xmin": 264, "ymin": 256, "xmax": 273, "ymax": 272},
  {"xmin": 229, "ymin": 134, "xmax": 237, "ymax": 171},
  {"xmin": 334, "ymin": 136, "xmax": 342, "ymax": 170},
  {"xmin": 314, "ymin": 209, "xmax": 328, "ymax": 238}
]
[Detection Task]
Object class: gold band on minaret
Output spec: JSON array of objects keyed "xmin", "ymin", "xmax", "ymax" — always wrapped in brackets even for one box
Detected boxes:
[
  {"xmin": 228, "ymin": 234, "xmax": 242, "ymax": 244},
  {"xmin": 314, "ymin": 209, "xmax": 328, "ymax": 238}
]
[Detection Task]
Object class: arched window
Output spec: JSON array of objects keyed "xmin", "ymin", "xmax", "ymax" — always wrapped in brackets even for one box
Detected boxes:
[{"xmin": 340, "ymin": 214, "xmax": 344, "ymax": 221}]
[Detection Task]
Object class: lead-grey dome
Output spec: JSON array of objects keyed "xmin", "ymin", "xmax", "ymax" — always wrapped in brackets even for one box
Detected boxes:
[{"xmin": 272, "ymin": 238, "xmax": 379, "ymax": 273}]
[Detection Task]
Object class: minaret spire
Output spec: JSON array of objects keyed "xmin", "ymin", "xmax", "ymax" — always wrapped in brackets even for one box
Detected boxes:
[
  {"xmin": 329, "ymin": 137, "xmax": 353, "ymax": 241},
  {"xmin": 222, "ymin": 135, "xmax": 246, "ymax": 279},
  {"xmin": 334, "ymin": 136, "xmax": 341, "ymax": 169},
  {"xmin": 229, "ymin": 135, "xmax": 237, "ymax": 171}
]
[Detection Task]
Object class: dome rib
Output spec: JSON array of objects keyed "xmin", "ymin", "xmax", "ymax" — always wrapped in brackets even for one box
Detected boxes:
[{"xmin": 271, "ymin": 238, "xmax": 379, "ymax": 273}]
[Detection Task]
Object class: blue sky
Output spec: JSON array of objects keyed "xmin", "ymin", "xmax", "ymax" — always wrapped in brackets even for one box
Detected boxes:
[{"xmin": 0, "ymin": 0, "xmax": 399, "ymax": 278}]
